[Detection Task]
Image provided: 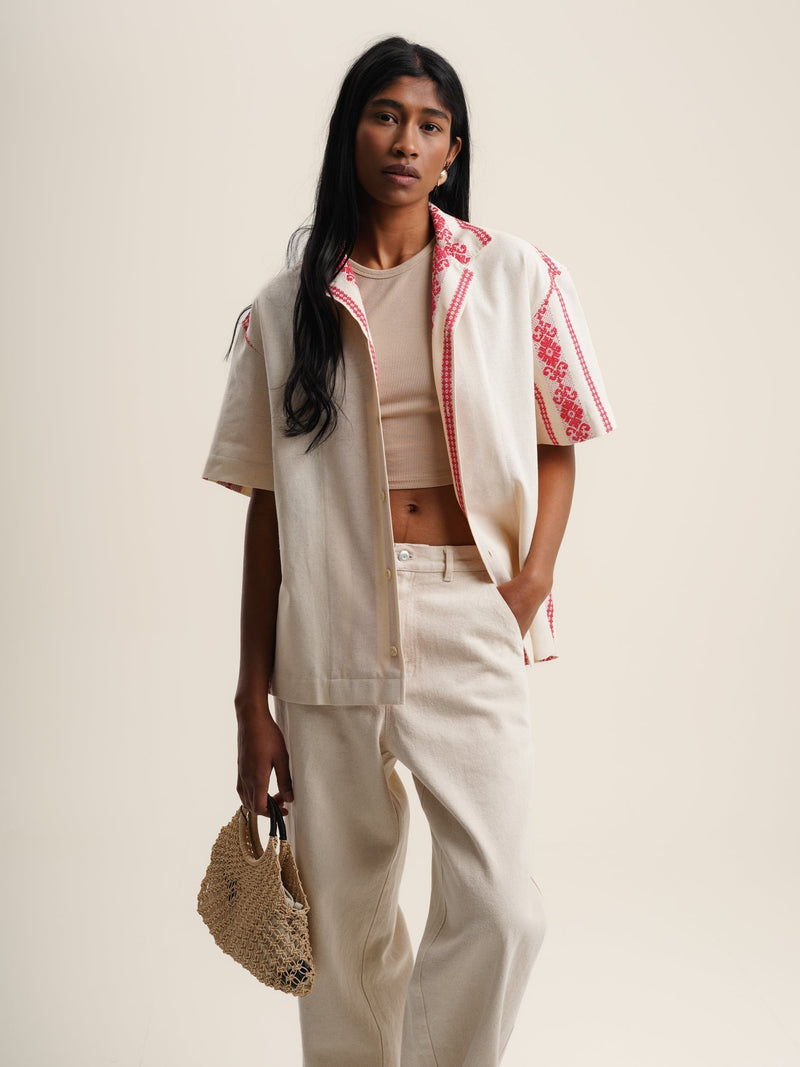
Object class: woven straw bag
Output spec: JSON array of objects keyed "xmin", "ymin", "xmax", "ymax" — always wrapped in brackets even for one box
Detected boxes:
[{"xmin": 197, "ymin": 795, "xmax": 315, "ymax": 995}]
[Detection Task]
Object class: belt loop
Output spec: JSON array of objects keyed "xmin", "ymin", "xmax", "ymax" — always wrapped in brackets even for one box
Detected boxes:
[{"xmin": 443, "ymin": 545, "xmax": 454, "ymax": 582}]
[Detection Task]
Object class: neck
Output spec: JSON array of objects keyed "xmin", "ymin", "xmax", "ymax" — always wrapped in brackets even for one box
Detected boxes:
[{"xmin": 351, "ymin": 200, "xmax": 433, "ymax": 270}]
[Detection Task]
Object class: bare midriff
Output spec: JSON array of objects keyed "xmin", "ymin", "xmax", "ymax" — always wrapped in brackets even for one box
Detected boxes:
[{"xmin": 389, "ymin": 484, "xmax": 475, "ymax": 546}]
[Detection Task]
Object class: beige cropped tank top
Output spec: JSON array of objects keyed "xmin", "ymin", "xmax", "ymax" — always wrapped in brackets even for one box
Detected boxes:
[{"xmin": 350, "ymin": 238, "xmax": 453, "ymax": 489}]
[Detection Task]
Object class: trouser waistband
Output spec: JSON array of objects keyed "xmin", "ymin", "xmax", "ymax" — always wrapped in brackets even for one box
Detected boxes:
[{"xmin": 392, "ymin": 541, "xmax": 488, "ymax": 579}]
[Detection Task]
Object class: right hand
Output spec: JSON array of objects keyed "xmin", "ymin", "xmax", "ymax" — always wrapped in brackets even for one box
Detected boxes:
[{"xmin": 236, "ymin": 713, "xmax": 293, "ymax": 818}]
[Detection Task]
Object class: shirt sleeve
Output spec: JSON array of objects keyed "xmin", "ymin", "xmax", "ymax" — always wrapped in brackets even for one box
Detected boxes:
[
  {"xmin": 531, "ymin": 256, "xmax": 617, "ymax": 445},
  {"xmin": 201, "ymin": 299, "xmax": 274, "ymax": 496}
]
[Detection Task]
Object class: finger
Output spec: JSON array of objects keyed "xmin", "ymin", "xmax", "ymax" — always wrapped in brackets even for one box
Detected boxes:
[
  {"xmin": 252, "ymin": 777, "xmax": 272, "ymax": 817},
  {"xmin": 274, "ymin": 750, "xmax": 294, "ymax": 804}
]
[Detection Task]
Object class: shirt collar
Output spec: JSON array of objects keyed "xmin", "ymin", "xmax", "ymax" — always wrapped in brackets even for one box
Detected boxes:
[
  {"xmin": 327, "ymin": 204, "xmax": 493, "ymax": 380},
  {"xmin": 329, "ymin": 202, "xmax": 492, "ymax": 310}
]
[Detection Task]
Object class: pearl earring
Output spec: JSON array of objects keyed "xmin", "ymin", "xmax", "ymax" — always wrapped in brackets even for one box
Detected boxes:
[{"xmin": 437, "ymin": 165, "xmax": 449, "ymax": 187}]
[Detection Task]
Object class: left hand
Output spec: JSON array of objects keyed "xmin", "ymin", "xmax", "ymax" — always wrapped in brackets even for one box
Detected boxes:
[{"xmin": 496, "ymin": 573, "xmax": 551, "ymax": 637}]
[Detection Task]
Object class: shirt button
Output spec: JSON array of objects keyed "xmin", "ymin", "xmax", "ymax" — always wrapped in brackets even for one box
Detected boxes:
[
  {"xmin": 389, "ymin": 646, "xmax": 398, "ymax": 657},
  {"xmin": 379, "ymin": 490, "xmax": 386, "ymax": 501},
  {"xmin": 397, "ymin": 549, "xmax": 411, "ymax": 561},
  {"xmin": 385, "ymin": 568, "xmax": 392, "ymax": 579}
]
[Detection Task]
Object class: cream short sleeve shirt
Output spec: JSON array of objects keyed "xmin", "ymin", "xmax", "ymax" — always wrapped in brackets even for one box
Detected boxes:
[{"xmin": 202, "ymin": 204, "xmax": 617, "ymax": 706}]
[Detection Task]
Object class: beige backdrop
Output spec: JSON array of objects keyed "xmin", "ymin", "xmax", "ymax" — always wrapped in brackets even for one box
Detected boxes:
[{"xmin": 2, "ymin": 0, "xmax": 798, "ymax": 1063}]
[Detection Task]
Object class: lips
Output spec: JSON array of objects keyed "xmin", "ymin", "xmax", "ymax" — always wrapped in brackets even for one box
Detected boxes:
[{"xmin": 383, "ymin": 164, "xmax": 420, "ymax": 178}]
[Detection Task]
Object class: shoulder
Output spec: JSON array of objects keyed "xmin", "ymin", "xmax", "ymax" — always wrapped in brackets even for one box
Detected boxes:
[
  {"xmin": 433, "ymin": 206, "xmax": 564, "ymax": 281},
  {"xmin": 465, "ymin": 221, "xmax": 568, "ymax": 308},
  {"xmin": 252, "ymin": 263, "xmax": 301, "ymax": 318},
  {"xmin": 476, "ymin": 223, "xmax": 566, "ymax": 280},
  {"xmin": 236, "ymin": 264, "xmax": 300, "ymax": 359}
]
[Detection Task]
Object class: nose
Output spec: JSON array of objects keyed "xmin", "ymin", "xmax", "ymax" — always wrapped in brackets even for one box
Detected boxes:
[{"xmin": 392, "ymin": 121, "xmax": 418, "ymax": 158}]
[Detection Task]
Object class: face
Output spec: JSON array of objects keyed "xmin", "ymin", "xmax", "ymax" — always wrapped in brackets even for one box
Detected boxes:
[{"xmin": 354, "ymin": 76, "xmax": 462, "ymax": 209}]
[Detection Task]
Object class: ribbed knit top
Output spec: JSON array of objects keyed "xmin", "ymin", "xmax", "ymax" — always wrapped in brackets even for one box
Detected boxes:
[{"xmin": 350, "ymin": 238, "xmax": 453, "ymax": 489}]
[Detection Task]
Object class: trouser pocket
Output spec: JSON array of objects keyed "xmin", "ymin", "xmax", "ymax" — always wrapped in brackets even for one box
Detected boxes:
[{"xmin": 484, "ymin": 579, "xmax": 525, "ymax": 652}]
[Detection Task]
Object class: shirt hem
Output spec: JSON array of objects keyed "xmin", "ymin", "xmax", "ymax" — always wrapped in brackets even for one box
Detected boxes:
[{"xmin": 271, "ymin": 674, "xmax": 405, "ymax": 707}]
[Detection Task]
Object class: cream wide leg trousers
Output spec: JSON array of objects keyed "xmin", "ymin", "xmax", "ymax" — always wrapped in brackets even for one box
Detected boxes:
[{"xmin": 273, "ymin": 543, "xmax": 547, "ymax": 1067}]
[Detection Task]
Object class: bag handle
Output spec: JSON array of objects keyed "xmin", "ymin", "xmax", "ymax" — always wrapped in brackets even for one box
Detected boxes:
[
  {"xmin": 240, "ymin": 794, "xmax": 287, "ymax": 843},
  {"xmin": 266, "ymin": 794, "xmax": 288, "ymax": 841}
]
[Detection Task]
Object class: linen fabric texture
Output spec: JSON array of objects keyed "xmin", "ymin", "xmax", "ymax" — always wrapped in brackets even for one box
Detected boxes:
[
  {"xmin": 273, "ymin": 543, "xmax": 546, "ymax": 1066},
  {"xmin": 201, "ymin": 204, "xmax": 617, "ymax": 706}
]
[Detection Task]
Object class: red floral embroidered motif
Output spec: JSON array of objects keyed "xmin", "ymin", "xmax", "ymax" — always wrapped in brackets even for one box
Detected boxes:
[
  {"xmin": 534, "ymin": 319, "xmax": 568, "ymax": 385},
  {"xmin": 532, "ymin": 245, "xmax": 613, "ymax": 438},
  {"xmin": 552, "ymin": 385, "xmax": 590, "ymax": 441},
  {"xmin": 531, "ymin": 268, "xmax": 591, "ymax": 443},
  {"xmin": 430, "ymin": 206, "xmax": 472, "ymax": 325}
]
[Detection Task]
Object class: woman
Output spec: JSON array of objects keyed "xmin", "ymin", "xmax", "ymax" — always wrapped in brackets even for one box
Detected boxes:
[{"xmin": 202, "ymin": 36, "xmax": 616, "ymax": 1067}]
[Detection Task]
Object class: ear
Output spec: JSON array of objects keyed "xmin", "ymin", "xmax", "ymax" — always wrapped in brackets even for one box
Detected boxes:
[{"xmin": 446, "ymin": 136, "xmax": 463, "ymax": 168}]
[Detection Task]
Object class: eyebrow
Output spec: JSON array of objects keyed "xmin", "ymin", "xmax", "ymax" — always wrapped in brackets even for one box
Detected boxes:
[{"xmin": 368, "ymin": 97, "xmax": 450, "ymax": 123}]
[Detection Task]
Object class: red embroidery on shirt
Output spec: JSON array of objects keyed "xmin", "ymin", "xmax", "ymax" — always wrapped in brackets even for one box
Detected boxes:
[
  {"xmin": 441, "ymin": 268, "xmax": 473, "ymax": 512},
  {"xmin": 454, "ymin": 217, "xmax": 492, "ymax": 246},
  {"xmin": 546, "ymin": 592, "xmax": 555, "ymax": 638},
  {"xmin": 551, "ymin": 384, "xmax": 591, "ymax": 441},
  {"xmin": 429, "ymin": 204, "xmax": 491, "ymax": 248},
  {"xmin": 532, "ymin": 249, "xmax": 612, "ymax": 438},
  {"xmin": 532, "ymin": 270, "xmax": 591, "ymax": 443},
  {"xmin": 202, "ymin": 475, "xmax": 245, "ymax": 494},
  {"xmin": 554, "ymin": 283, "xmax": 613, "ymax": 433},
  {"xmin": 329, "ymin": 284, "xmax": 378, "ymax": 383},
  {"xmin": 430, "ymin": 205, "xmax": 473, "ymax": 326},
  {"xmin": 241, "ymin": 311, "xmax": 260, "ymax": 354},
  {"xmin": 534, "ymin": 317, "xmax": 568, "ymax": 386},
  {"xmin": 534, "ymin": 383, "xmax": 559, "ymax": 445},
  {"xmin": 334, "ymin": 253, "xmax": 358, "ymax": 284},
  {"xmin": 534, "ymin": 246, "xmax": 561, "ymax": 277}
]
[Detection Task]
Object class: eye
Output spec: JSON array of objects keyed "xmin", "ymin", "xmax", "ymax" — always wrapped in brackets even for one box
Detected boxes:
[
  {"xmin": 376, "ymin": 112, "xmax": 396, "ymax": 123},
  {"xmin": 422, "ymin": 122, "xmax": 442, "ymax": 133}
]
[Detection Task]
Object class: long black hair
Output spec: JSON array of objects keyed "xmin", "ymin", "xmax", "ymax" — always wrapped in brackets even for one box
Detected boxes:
[{"xmin": 284, "ymin": 36, "xmax": 471, "ymax": 449}]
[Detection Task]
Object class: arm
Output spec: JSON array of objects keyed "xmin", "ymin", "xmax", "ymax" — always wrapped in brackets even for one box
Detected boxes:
[
  {"xmin": 498, "ymin": 444, "xmax": 576, "ymax": 634},
  {"xmin": 234, "ymin": 487, "xmax": 294, "ymax": 816}
]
